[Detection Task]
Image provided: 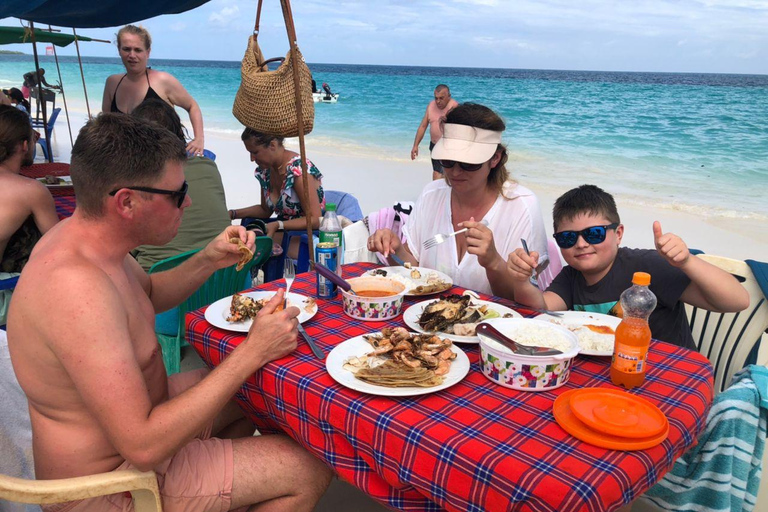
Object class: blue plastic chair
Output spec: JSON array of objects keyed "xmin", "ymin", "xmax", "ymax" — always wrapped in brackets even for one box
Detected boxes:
[
  {"xmin": 35, "ymin": 108, "xmax": 61, "ymax": 163},
  {"xmin": 202, "ymin": 149, "xmax": 216, "ymax": 161},
  {"xmin": 249, "ymin": 190, "xmax": 364, "ymax": 282},
  {"xmin": 146, "ymin": 238, "xmax": 272, "ymax": 374}
]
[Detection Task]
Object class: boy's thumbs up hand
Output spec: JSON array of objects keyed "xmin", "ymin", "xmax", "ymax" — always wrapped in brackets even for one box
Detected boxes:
[{"xmin": 653, "ymin": 221, "xmax": 690, "ymax": 268}]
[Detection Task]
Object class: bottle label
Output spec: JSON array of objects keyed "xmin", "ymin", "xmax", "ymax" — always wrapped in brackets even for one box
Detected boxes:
[
  {"xmin": 612, "ymin": 343, "xmax": 648, "ymax": 374},
  {"xmin": 319, "ymin": 231, "xmax": 340, "ymax": 246}
]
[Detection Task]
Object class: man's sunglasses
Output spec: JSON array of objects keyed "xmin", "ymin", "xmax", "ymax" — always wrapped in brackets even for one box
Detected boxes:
[
  {"xmin": 438, "ymin": 160, "xmax": 484, "ymax": 172},
  {"xmin": 109, "ymin": 181, "xmax": 189, "ymax": 208},
  {"xmin": 553, "ymin": 223, "xmax": 620, "ymax": 249}
]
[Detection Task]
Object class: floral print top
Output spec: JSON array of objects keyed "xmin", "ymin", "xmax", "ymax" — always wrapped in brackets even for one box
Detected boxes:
[{"xmin": 254, "ymin": 156, "xmax": 325, "ymax": 220}]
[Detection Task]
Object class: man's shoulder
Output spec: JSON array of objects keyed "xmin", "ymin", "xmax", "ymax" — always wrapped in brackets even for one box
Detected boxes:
[{"xmin": 0, "ymin": 173, "xmax": 50, "ymax": 198}]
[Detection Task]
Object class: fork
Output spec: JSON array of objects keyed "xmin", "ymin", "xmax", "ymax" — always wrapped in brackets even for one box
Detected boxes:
[
  {"xmin": 521, "ymin": 238, "xmax": 539, "ymax": 287},
  {"xmin": 283, "ymin": 259, "xmax": 295, "ymax": 308},
  {"xmin": 423, "ymin": 219, "xmax": 489, "ymax": 251}
]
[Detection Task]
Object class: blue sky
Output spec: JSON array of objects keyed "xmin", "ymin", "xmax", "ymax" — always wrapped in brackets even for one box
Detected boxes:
[{"xmin": 3, "ymin": 0, "xmax": 767, "ymax": 74}]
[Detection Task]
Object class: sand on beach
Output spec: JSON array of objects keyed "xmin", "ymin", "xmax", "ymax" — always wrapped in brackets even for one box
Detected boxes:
[{"xmin": 44, "ymin": 102, "xmax": 767, "ymax": 264}]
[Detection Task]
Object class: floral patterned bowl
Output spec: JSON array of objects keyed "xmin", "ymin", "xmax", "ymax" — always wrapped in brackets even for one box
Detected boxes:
[
  {"xmin": 478, "ymin": 318, "xmax": 580, "ymax": 392},
  {"xmin": 341, "ymin": 277, "xmax": 406, "ymax": 322}
]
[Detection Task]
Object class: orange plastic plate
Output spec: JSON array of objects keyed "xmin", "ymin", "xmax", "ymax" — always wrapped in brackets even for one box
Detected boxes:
[
  {"xmin": 553, "ymin": 389, "xmax": 669, "ymax": 451},
  {"xmin": 568, "ymin": 388, "xmax": 668, "ymax": 439}
]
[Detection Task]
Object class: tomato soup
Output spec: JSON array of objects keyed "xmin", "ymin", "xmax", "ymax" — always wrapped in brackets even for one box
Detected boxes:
[{"xmin": 354, "ymin": 289, "xmax": 397, "ymax": 298}]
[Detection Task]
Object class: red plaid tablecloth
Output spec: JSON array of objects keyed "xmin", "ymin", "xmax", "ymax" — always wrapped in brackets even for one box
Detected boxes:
[
  {"xmin": 21, "ymin": 163, "xmax": 74, "ymax": 197},
  {"xmin": 54, "ymin": 195, "xmax": 76, "ymax": 219},
  {"xmin": 187, "ymin": 262, "xmax": 713, "ymax": 512}
]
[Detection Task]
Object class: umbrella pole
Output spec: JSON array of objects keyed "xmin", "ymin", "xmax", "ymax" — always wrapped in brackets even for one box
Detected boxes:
[
  {"xmin": 49, "ymin": 25, "xmax": 73, "ymax": 146},
  {"xmin": 29, "ymin": 22, "xmax": 52, "ymax": 163},
  {"xmin": 280, "ymin": 0, "xmax": 315, "ymax": 265},
  {"xmin": 72, "ymin": 28, "xmax": 92, "ymax": 118}
]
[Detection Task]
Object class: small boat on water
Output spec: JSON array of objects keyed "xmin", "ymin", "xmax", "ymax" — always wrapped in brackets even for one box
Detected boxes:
[
  {"xmin": 313, "ymin": 91, "xmax": 339, "ymax": 103},
  {"xmin": 312, "ymin": 81, "xmax": 339, "ymax": 103}
]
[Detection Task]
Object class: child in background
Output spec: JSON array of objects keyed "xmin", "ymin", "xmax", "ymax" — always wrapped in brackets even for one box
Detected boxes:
[{"xmin": 506, "ymin": 184, "xmax": 749, "ymax": 349}]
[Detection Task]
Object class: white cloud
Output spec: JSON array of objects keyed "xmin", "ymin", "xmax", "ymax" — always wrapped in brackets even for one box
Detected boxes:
[
  {"xmin": 209, "ymin": 6, "xmax": 240, "ymax": 27},
  {"xmin": 169, "ymin": 22, "xmax": 186, "ymax": 32}
]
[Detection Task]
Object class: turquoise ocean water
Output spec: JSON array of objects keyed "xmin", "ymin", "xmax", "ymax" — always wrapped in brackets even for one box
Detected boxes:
[{"xmin": 2, "ymin": 55, "xmax": 767, "ymax": 220}]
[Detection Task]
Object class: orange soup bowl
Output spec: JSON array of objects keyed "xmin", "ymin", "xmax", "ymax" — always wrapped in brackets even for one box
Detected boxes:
[{"xmin": 341, "ymin": 277, "xmax": 406, "ymax": 321}]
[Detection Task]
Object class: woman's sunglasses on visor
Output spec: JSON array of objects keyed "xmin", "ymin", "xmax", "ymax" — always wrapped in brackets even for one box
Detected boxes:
[
  {"xmin": 109, "ymin": 181, "xmax": 189, "ymax": 208},
  {"xmin": 438, "ymin": 160, "xmax": 484, "ymax": 172},
  {"xmin": 553, "ymin": 223, "xmax": 620, "ymax": 249}
]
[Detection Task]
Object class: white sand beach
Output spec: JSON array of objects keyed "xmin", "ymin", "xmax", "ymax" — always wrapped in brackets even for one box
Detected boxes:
[{"xmin": 43, "ymin": 103, "xmax": 767, "ymax": 264}]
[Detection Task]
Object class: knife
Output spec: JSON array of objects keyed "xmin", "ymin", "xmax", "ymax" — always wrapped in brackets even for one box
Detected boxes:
[
  {"xmin": 298, "ymin": 323, "xmax": 325, "ymax": 359},
  {"xmin": 390, "ymin": 253, "xmax": 410, "ymax": 268}
]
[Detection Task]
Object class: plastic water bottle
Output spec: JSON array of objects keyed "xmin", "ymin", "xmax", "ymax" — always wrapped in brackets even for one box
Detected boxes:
[
  {"xmin": 610, "ymin": 272, "xmax": 657, "ymax": 390},
  {"xmin": 319, "ymin": 203, "xmax": 343, "ymax": 273}
]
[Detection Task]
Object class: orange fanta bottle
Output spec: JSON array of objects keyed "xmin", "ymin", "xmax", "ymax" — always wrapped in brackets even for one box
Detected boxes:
[{"xmin": 610, "ymin": 272, "xmax": 657, "ymax": 389}]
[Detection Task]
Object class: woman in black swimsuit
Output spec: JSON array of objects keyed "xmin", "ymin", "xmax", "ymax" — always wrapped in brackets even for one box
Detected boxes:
[{"xmin": 101, "ymin": 25, "xmax": 206, "ymax": 155}]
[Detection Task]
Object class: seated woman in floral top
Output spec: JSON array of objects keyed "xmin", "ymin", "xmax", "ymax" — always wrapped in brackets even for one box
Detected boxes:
[{"xmin": 231, "ymin": 127, "xmax": 325, "ymax": 257}]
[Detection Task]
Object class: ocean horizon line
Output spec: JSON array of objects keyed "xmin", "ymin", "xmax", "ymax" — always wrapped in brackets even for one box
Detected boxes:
[{"xmin": 6, "ymin": 53, "xmax": 768, "ymax": 79}]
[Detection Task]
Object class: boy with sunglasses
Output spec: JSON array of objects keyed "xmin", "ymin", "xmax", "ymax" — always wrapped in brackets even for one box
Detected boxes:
[{"xmin": 506, "ymin": 185, "xmax": 748, "ymax": 349}]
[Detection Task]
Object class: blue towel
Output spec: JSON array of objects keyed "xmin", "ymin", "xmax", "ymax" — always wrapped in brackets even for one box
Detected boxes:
[{"xmin": 642, "ymin": 365, "xmax": 768, "ymax": 512}]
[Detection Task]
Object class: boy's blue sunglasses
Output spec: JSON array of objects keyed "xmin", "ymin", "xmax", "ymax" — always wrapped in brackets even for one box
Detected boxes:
[{"xmin": 553, "ymin": 223, "xmax": 619, "ymax": 249}]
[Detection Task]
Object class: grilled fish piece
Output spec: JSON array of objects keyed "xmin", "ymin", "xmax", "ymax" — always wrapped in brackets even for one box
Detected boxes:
[{"xmin": 418, "ymin": 294, "xmax": 471, "ymax": 332}]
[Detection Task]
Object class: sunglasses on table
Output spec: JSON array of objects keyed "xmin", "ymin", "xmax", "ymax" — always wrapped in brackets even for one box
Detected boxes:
[
  {"xmin": 108, "ymin": 181, "xmax": 189, "ymax": 208},
  {"xmin": 438, "ymin": 160, "xmax": 484, "ymax": 172},
  {"xmin": 553, "ymin": 223, "xmax": 620, "ymax": 249}
]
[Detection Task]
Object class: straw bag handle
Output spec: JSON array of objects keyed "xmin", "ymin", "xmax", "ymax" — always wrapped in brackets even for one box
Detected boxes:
[{"xmin": 251, "ymin": 0, "xmax": 301, "ymax": 59}]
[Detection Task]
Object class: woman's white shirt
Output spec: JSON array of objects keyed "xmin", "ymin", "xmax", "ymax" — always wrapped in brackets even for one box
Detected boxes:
[{"xmin": 403, "ymin": 179, "xmax": 548, "ymax": 295}]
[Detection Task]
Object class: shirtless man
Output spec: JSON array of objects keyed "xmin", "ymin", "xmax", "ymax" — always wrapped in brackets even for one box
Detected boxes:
[
  {"xmin": 101, "ymin": 25, "xmax": 205, "ymax": 156},
  {"xmin": 0, "ymin": 105, "xmax": 57, "ymax": 281},
  {"xmin": 7, "ymin": 113, "xmax": 332, "ymax": 512},
  {"xmin": 410, "ymin": 84, "xmax": 459, "ymax": 180}
]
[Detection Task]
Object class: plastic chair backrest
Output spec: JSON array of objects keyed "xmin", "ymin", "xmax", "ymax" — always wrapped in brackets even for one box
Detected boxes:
[
  {"xmin": 324, "ymin": 190, "xmax": 363, "ymax": 222},
  {"xmin": 537, "ymin": 239, "xmax": 564, "ymax": 291},
  {"xmin": 45, "ymin": 108, "xmax": 60, "ymax": 136},
  {"xmin": 0, "ymin": 470, "xmax": 162, "ymax": 511},
  {"xmin": 685, "ymin": 254, "xmax": 768, "ymax": 393}
]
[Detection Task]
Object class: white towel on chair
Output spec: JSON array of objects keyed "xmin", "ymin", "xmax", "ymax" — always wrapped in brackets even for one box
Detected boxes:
[{"xmin": 342, "ymin": 221, "xmax": 378, "ymax": 265}]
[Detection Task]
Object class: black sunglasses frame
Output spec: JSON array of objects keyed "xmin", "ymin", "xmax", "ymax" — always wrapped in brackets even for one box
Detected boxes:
[
  {"xmin": 109, "ymin": 181, "xmax": 189, "ymax": 208},
  {"xmin": 553, "ymin": 223, "xmax": 620, "ymax": 249},
  {"xmin": 438, "ymin": 160, "xmax": 484, "ymax": 172}
]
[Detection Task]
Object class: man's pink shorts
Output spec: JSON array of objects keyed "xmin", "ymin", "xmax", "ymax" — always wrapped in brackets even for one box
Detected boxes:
[{"xmin": 43, "ymin": 368, "xmax": 246, "ymax": 512}]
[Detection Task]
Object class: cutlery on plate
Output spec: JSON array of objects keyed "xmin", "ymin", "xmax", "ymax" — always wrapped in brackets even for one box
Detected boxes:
[
  {"xmin": 313, "ymin": 262, "xmax": 357, "ymax": 295},
  {"xmin": 390, "ymin": 253, "xmax": 411, "ymax": 268},
  {"xmin": 283, "ymin": 259, "xmax": 295, "ymax": 308},
  {"xmin": 423, "ymin": 219, "xmax": 489, "ymax": 251},
  {"xmin": 476, "ymin": 322, "xmax": 562, "ymax": 356},
  {"xmin": 298, "ymin": 324, "xmax": 325, "ymax": 359}
]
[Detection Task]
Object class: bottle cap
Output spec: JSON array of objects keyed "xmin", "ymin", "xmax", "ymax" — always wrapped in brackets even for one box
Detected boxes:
[
  {"xmin": 632, "ymin": 272, "xmax": 651, "ymax": 286},
  {"xmin": 325, "ymin": 203, "xmax": 336, "ymax": 212}
]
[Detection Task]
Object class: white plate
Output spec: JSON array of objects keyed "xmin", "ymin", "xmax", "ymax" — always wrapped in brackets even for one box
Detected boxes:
[
  {"xmin": 36, "ymin": 175, "xmax": 73, "ymax": 188},
  {"xmin": 534, "ymin": 311, "xmax": 621, "ymax": 356},
  {"xmin": 403, "ymin": 298, "xmax": 522, "ymax": 344},
  {"xmin": 363, "ymin": 266, "xmax": 453, "ymax": 296},
  {"xmin": 325, "ymin": 333, "xmax": 470, "ymax": 397},
  {"xmin": 204, "ymin": 291, "xmax": 317, "ymax": 332}
]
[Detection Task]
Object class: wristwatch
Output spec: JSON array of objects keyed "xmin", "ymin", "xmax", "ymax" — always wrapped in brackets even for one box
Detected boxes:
[{"xmin": 277, "ymin": 220, "xmax": 285, "ymax": 231}]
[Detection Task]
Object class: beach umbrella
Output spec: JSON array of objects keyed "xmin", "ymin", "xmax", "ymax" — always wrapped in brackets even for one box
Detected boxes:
[
  {"xmin": 0, "ymin": 26, "xmax": 98, "ymax": 46},
  {"xmin": 0, "ymin": 1, "xmax": 211, "ymax": 29}
]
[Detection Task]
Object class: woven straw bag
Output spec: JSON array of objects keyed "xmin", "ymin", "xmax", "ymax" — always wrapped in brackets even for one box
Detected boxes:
[{"xmin": 232, "ymin": 2, "xmax": 314, "ymax": 136}]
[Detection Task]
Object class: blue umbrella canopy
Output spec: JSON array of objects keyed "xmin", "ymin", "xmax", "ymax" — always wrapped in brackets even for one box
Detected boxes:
[{"xmin": 0, "ymin": 0, "xmax": 211, "ymax": 28}]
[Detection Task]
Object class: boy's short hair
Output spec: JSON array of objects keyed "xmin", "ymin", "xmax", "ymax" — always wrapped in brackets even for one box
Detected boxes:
[{"xmin": 552, "ymin": 185, "xmax": 620, "ymax": 231}]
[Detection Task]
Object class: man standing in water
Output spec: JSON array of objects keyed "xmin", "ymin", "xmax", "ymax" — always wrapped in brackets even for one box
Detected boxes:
[
  {"xmin": 8, "ymin": 113, "xmax": 332, "ymax": 512},
  {"xmin": 411, "ymin": 84, "xmax": 459, "ymax": 180}
]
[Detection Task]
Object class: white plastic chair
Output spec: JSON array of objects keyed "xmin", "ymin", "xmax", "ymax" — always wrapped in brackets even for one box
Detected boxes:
[
  {"xmin": 685, "ymin": 254, "xmax": 768, "ymax": 394},
  {"xmin": 0, "ymin": 332, "xmax": 162, "ymax": 512},
  {"xmin": 0, "ymin": 470, "xmax": 162, "ymax": 512}
]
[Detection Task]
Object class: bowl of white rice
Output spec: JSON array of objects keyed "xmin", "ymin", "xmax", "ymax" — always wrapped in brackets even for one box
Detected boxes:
[{"xmin": 477, "ymin": 318, "xmax": 579, "ymax": 392}]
